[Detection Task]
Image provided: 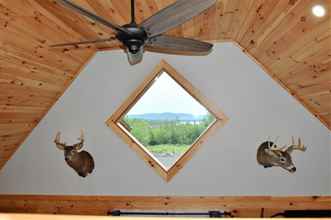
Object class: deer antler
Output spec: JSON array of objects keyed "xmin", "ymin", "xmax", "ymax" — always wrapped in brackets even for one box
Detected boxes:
[
  {"xmin": 284, "ymin": 137, "xmax": 307, "ymax": 154},
  {"xmin": 54, "ymin": 132, "xmax": 66, "ymax": 150},
  {"xmin": 74, "ymin": 129, "xmax": 84, "ymax": 150}
]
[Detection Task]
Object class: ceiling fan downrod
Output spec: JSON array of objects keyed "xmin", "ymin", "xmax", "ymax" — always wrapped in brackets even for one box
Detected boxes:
[{"xmin": 131, "ymin": 0, "xmax": 136, "ymax": 24}]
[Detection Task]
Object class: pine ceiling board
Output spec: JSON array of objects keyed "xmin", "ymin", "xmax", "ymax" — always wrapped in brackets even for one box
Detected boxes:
[
  {"xmin": 277, "ymin": 43, "xmax": 331, "ymax": 80},
  {"xmin": 27, "ymin": 0, "xmax": 88, "ymax": 40},
  {"xmin": 0, "ymin": 146, "xmax": 17, "ymax": 161},
  {"xmin": 1, "ymin": 32, "xmax": 83, "ymax": 73},
  {"xmin": 264, "ymin": 20, "xmax": 330, "ymax": 72},
  {"xmin": 236, "ymin": 0, "xmax": 331, "ymax": 129},
  {"xmin": 0, "ymin": 133, "xmax": 29, "ymax": 146},
  {"xmin": 111, "ymin": 0, "xmax": 132, "ymax": 24},
  {"xmin": 247, "ymin": 0, "xmax": 309, "ymax": 55},
  {"xmin": 0, "ymin": 112, "xmax": 44, "ymax": 124},
  {"xmin": 144, "ymin": 0, "xmax": 159, "ymax": 20},
  {"xmin": 294, "ymin": 81, "xmax": 331, "ymax": 98},
  {"xmin": 181, "ymin": 19, "xmax": 194, "ymax": 39},
  {"xmin": 302, "ymin": 93, "xmax": 331, "ymax": 115},
  {"xmin": 191, "ymin": 3, "xmax": 217, "ymax": 41},
  {"xmin": 207, "ymin": 0, "xmax": 224, "ymax": 40},
  {"xmin": 238, "ymin": 0, "xmax": 287, "ymax": 50},
  {"xmin": 324, "ymin": 114, "xmax": 331, "ymax": 125},
  {"xmin": 286, "ymin": 67, "xmax": 331, "ymax": 89},
  {"xmin": 215, "ymin": 0, "xmax": 241, "ymax": 39},
  {"xmin": 36, "ymin": 0, "xmax": 113, "ymax": 39},
  {"xmin": 0, "ymin": 52, "xmax": 78, "ymax": 81},
  {"xmin": 0, "ymin": 72, "xmax": 66, "ymax": 93},
  {"xmin": 234, "ymin": 0, "xmax": 264, "ymax": 42},
  {"xmin": 82, "ymin": 0, "xmax": 124, "ymax": 34},
  {"xmin": 0, "ymin": 0, "xmax": 330, "ymax": 171},
  {"xmin": 135, "ymin": 0, "xmax": 151, "ymax": 23},
  {"xmin": 0, "ymin": 0, "xmax": 95, "ymax": 170},
  {"xmin": 0, "ymin": 122, "xmax": 38, "ymax": 136},
  {"xmin": 0, "ymin": 58, "xmax": 70, "ymax": 85},
  {"xmin": 305, "ymin": 93, "xmax": 331, "ymax": 113},
  {"xmin": 290, "ymin": 25, "xmax": 331, "ymax": 61}
]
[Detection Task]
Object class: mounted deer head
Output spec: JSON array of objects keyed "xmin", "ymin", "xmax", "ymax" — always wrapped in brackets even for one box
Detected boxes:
[
  {"xmin": 54, "ymin": 130, "xmax": 95, "ymax": 177},
  {"xmin": 257, "ymin": 137, "xmax": 306, "ymax": 173}
]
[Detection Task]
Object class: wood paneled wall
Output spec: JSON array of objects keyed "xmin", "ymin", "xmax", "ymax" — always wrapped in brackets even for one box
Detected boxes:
[
  {"xmin": 0, "ymin": 196, "xmax": 330, "ymax": 217},
  {"xmin": 0, "ymin": 0, "xmax": 330, "ymax": 169}
]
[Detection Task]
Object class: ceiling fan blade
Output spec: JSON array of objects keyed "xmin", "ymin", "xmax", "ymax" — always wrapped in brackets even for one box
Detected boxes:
[
  {"xmin": 141, "ymin": 0, "xmax": 216, "ymax": 38},
  {"xmin": 56, "ymin": 0, "xmax": 129, "ymax": 34},
  {"xmin": 50, "ymin": 37, "xmax": 119, "ymax": 48},
  {"xmin": 146, "ymin": 35, "xmax": 213, "ymax": 55}
]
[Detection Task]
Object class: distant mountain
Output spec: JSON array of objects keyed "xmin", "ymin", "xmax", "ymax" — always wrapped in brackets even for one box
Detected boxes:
[{"xmin": 127, "ymin": 112, "xmax": 206, "ymax": 121}]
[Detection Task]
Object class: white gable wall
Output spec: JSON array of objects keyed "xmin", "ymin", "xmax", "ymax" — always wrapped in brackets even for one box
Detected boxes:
[{"xmin": 0, "ymin": 43, "xmax": 330, "ymax": 195}]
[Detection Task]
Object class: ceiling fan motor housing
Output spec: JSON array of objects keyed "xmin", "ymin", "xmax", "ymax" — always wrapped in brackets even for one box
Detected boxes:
[{"xmin": 117, "ymin": 24, "xmax": 148, "ymax": 54}]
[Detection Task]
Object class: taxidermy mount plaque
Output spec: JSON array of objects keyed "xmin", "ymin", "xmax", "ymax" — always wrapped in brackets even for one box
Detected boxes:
[
  {"xmin": 54, "ymin": 130, "xmax": 95, "ymax": 177},
  {"xmin": 257, "ymin": 137, "xmax": 306, "ymax": 173}
]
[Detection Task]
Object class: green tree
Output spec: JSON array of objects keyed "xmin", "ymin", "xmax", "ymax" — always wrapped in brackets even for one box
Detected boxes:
[{"xmin": 122, "ymin": 115, "xmax": 215, "ymax": 149}]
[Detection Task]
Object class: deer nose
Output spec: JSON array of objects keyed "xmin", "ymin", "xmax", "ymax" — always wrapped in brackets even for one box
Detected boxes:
[{"xmin": 290, "ymin": 167, "xmax": 296, "ymax": 172}]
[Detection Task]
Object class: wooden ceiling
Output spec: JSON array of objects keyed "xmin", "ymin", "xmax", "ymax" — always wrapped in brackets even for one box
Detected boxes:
[{"xmin": 0, "ymin": 0, "xmax": 330, "ymax": 169}]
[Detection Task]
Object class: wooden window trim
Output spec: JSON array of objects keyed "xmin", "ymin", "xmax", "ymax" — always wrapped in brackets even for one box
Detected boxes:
[{"xmin": 106, "ymin": 60, "xmax": 228, "ymax": 182}]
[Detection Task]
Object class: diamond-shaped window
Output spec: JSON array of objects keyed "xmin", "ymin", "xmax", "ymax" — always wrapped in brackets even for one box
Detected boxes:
[{"xmin": 107, "ymin": 60, "xmax": 228, "ymax": 181}]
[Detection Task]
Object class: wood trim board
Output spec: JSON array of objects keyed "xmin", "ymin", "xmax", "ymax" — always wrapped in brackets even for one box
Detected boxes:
[
  {"xmin": 106, "ymin": 60, "xmax": 228, "ymax": 182},
  {"xmin": 0, "ymin": 195, "xmax": 329, "ymax": 217},
  {"xmin": 0, "ymin": 214, "xmax": 327, "ymax": 220}
]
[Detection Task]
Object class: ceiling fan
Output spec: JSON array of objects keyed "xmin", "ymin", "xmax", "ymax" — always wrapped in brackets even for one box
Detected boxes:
[{"xmin": 51, "ymin": 0, "xmax": 217, "ymax": 65}]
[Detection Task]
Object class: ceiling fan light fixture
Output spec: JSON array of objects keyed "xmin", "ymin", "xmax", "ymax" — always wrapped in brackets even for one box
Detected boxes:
[
  {"xmin": 312, "ymin": 5, "xmax": 326, "ymax": 17},
  {"xmin": 127, "ymin": 47, "xmax": 144, "ymax": 65}
]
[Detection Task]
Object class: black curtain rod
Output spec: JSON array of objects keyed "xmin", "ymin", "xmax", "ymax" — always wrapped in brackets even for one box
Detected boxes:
[{"xmin": 109, "ymin": 210, "xmax": 229, "ymax": 218}]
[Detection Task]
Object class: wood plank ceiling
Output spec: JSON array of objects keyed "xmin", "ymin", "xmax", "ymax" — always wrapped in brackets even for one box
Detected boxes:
[{"xmin": 0, "ymin": 0, "xmax": 330, "ymax": 169}]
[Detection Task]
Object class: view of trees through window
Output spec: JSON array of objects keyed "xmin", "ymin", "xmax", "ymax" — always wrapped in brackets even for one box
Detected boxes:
[{"xmin": 119, "ymin": 72, "xmax": 216, "ymax": 169}]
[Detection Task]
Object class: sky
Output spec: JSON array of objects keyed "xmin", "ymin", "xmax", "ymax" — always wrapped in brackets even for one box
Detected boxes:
[{"xmin": 127, "ymin": 72, "xmax": 209, "ymax": 116}]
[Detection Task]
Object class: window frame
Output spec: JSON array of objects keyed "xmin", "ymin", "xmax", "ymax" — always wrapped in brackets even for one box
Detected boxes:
[{"xmin": 106, "ymin": 60, "xmax": 228, "ymax": 181}]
